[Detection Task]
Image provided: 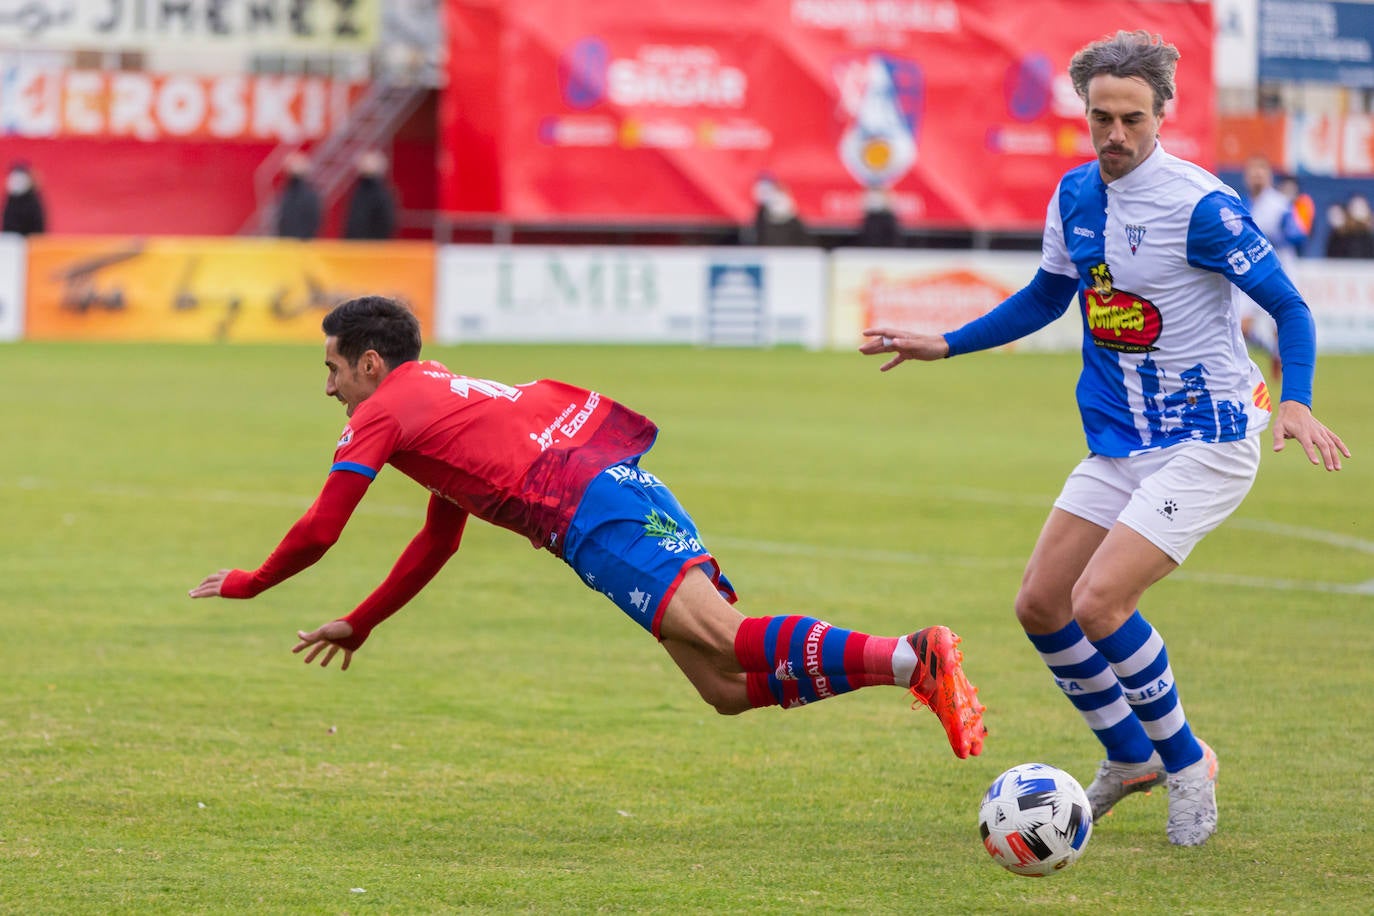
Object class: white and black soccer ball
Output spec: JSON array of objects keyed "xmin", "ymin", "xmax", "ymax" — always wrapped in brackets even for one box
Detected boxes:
[{"xmin": 978, "ymin": 762, "xmax": 1093, "ymax": 877}]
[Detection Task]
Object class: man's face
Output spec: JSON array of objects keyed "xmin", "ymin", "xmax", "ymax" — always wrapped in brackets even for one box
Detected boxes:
[
  {"xmin": 1085, "ymin": 74, "xmax": 1161, "ymax": 182},
  {"xmin": 1243, "ymin": 158, "xmax": 1273, "ymax": 196},
  {"xmin": 324, "ymin": 336, "xmax": 381, "ymax": 417}
]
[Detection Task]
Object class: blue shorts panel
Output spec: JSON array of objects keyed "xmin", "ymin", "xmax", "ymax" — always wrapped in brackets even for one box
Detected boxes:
[{"xmin": 562, "ymin": 462, "xmax": 736, "ymax": 638}]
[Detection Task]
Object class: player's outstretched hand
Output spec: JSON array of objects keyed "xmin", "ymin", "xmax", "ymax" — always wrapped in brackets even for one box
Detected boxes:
[
  {"xmin": 188, "ymin": 569, "xmax": 231, "ymax": 598},
  {"xmin": 293, "ymin": 620, "xmax": 356, "ymax": 671},
  {"xmin": 859, "ymin": 327, "xmax": 950, "ymax": 371},
  {"xmin": 1273, "ymin": 400, "xmax": 1350, "ymax": 471}
]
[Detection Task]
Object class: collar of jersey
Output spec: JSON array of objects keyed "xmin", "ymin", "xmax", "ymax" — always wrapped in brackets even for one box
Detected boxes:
[{"xmin": 1103, "ymin": 140, "xmax": 1166, "ymax": 194}]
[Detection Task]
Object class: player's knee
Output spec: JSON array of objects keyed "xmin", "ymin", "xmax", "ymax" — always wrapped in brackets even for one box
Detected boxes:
[
  {"xmin": 1068, "ymin": 577, "xmax": 1126, "ymax": 634},
  {"xmin": 692, "ymin": 677, "xmax": 751, "ymax": 715},
  {"xmin": 705, "ymin": 695, "xmax": 751, "ymax": 716},
  {"xmin": 1014, "ymin": 582, "xmax": 1064, "ymax": 632}
]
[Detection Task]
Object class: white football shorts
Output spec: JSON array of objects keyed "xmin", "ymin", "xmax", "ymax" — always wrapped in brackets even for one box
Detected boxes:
[{"xmin": 1053, "ymin": 432, "xmax": 1262, "ymax": 564}]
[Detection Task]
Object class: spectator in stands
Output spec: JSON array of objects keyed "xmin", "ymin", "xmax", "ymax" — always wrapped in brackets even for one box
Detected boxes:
[
  {"xmin": 1277, "ymin": 175, "xmax": 1315, "ymax": 239},
  {"xmin": 1234, "ymin": 155, "xmax": 1305, "ymax": 377},
  {"xmin": 275, "ymin": 152, "xmax": 322, "ymax": 240},
  {"xmin": 742, "ymin": 173, "xmax": 812, "ymax": 247},
  {"xmin": 3, "ymin": 161, "xmax": 46, "ymax": 236},
  {"xmin": 855, "ymin": 187, "xmax": 902, "ymax": 248},
  {"xmin": 1330, "ymin": 195, "xmax": 1374, "ymax": 259},
  {"xmin": 343, "ymin": 150, "xmax": 398, "ymax": 241},
  {"xmin": 1323, "ymin": 202, "xmax": 1349, "ymax": 258}
]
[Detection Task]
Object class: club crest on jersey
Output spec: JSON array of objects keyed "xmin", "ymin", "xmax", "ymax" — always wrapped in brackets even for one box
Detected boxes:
[
  {"xmin": 337, "ymin": 425, "xmax": 354, "ymax": 447},
  {"xmin": 1083, "ymin": 262, "xmax": 1162, "ymax": 353},
  {"xmin": 1125, "ymin": 224, "xmax": 1146, "ymax": 254}
]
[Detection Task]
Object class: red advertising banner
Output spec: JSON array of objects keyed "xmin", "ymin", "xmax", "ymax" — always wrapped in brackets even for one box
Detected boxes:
[
  {"xmin": 0, "ymin": 66, "xmax": 366, "ymax": 143},
  {"xmin": 439, "ymin": 0, "xmax": 1214, "ymax": 231}
]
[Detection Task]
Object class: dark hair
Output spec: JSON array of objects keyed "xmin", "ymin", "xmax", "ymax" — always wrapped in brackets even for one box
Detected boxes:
[
  {"xmin": 321, "ymin": 296, "xmax": 422, "ymax": 367},
  {"xmin": 1069, "ymin": 30, "xmax": 1180, "ymax": 116}
]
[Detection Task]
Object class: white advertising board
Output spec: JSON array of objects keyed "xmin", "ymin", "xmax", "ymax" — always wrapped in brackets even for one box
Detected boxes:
[
  {"xmin": 0, "ymin": 234, "xmax": 24, "ymax": 342},
  {"xmin": 436, "ymin": 245, "xmax": 827, "ymax": 349},
  {"xmin": 831, "ymin": 250, "xmax": 1374, "ymax": 355},
  {"xmin": 828, "ymin": 250, "xmax": 1079, "ymax": 351},
  {"xmin": 1295, "ymin": 259, "xmax": 1374, "ymax": 353}
]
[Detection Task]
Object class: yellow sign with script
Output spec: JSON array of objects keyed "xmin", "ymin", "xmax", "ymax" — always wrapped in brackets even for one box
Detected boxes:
[{"xmin": 24, "ymin": 236, "xmax": 435, "ymax": 342}]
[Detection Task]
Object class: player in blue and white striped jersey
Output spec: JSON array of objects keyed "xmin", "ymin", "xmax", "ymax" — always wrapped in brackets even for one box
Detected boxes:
[{"xmin": 861, "ymin": 29, "xmax": 1348, "ymax": 848}]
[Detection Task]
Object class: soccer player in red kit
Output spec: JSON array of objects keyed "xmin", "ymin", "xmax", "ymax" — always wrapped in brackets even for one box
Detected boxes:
[{"xmin": 189, "ymin": 296, "xmax": 986, "ymax": 758}]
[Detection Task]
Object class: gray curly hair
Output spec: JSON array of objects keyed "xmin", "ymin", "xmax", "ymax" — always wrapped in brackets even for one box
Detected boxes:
[{"xmin": 1069, "ymin": 30, "xmax": 1180, "ymax": 116}]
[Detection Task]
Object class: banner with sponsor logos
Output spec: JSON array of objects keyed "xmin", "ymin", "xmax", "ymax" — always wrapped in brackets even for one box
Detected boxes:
[
  {"xmin": 24, "ymin": 236, "xmax": 435, "ymax": 342},
  {"xmin": 1219, "ymin": 112, "xmax": 1374, "ymax": 178},
  {"xmin": 0, "ymin": 0, "xmax": 379, "ymax": 51},
  {"xmin": 1258, "ymin": 0, "xmax": 1374, "ymax": 89},
  {"xmin": 828, "ymin": 250, "xmax": 1080, "ymax": 350},
  {"xmin": 0, "ymin": 233, "xmax": 24, "ymax": 341},
  {"xmin": 0, "ymin": 64, "xmax": 365, "ymax": 143},
  {"xmin": 435, "ymin": 245, "xmax": 827, "ymax": 348},
  {"xmin": 439, "ymin": 0, "xmax": 1214, "ymax": 231}
]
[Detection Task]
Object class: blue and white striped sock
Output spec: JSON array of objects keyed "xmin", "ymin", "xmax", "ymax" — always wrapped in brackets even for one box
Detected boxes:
[
  {"xmin": 1028, "ymin": 620, "xmax": 1156, "ymax": 763},
  {"xmin": 1090, "ymin": 610, "xmax": 1203, "ymax": 772}
]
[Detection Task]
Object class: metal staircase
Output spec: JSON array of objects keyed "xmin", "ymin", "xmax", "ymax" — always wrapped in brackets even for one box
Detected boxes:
[{"xmin": 240, "ymin": 79, "xmax": 429, "ymax": 236}]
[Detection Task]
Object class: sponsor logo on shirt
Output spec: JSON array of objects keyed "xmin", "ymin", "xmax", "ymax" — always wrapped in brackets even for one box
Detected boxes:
[
  {"xmin": 528, "ymin": 391, "xmax": 603, "ymax": 452},
  {"xmin": 1083, "ymin": 262, "xmax": 1162, "ymax": 353},
  {"xmin": 1219, "ymin": 206, "xmax": 1244, "ymax": 236},
  {"xmin": 1246, "ymin": 238, "xmax": 1274, "ymax": 263},
  {"xmin": 337, "ymin": 425, "xmax": 353, "ymax": 447},
  {"xmin": 606, "ymin": 465, "xmax": 663, "ymax": 487},
  {"xmin": 1125, "ymin": 224, "xmax": 1146, "ymax": 254},
  {"xmin": 1073, "ymin": 226, "xmax": 1095, "ymax": 238}
]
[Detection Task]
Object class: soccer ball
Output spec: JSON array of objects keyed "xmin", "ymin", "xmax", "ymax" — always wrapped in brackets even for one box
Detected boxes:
[{"xmin": 978, "ymin": 762, "xmax": 1093, "ymax": 877}]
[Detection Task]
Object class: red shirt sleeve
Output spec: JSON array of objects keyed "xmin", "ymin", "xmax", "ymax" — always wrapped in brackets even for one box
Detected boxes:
[
  {"xmin": 219, "ymin": 470, "xmax": 373, "ymax": 598},
  {"xmin": 335, "ymin": 494, "xmax": 469, "ymax": 650}
]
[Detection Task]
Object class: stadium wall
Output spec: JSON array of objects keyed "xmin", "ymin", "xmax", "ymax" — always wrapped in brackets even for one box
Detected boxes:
[{"xmin": 4, "ymin": 237, "xmax": 1374, "ymax": 352}]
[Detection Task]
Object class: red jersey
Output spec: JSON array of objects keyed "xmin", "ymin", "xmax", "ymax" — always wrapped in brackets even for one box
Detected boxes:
[
  {"xmin": 332, "ymin": 360, "xmax": 658, "ymax": 552},
  {"xmin": 219, "ymin": 359, "xmax": 659, "ymax": 649}
]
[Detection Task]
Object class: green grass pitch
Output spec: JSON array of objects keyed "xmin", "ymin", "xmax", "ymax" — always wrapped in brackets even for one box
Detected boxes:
[{"xmin": 2, "ymin": 341, "xmax": 1371, "ymax": 914}]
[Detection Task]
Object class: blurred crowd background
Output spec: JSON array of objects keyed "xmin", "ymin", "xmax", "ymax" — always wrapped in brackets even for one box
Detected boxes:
[{"xmin": 1, "ymin": 0, "xmax": 1370, "ymax": 258}]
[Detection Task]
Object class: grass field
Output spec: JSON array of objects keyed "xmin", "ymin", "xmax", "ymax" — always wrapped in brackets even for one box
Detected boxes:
[{"xmin": 2, "ymin": 341, "xmax": 1371, "ymax": 915}]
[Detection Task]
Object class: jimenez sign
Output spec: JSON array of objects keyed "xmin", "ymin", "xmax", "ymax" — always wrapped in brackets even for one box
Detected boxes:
[
  {"xmin": 439, "ymin": 0, "xmax": 1214, "ymax": 231},
  {"xmin": 0, "ymin": 0, "xmax": 378, "ymax": 50}
]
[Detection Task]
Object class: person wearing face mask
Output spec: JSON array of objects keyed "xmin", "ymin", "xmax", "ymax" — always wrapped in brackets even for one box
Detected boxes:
[
  {"xmin": 343, "ymin": 150, "xmax": 398, "ymax": 241},
  {"xmin": 1336, "ymin": 194, "xmax": 1374, "ymax": 259},
  {"xmin": 3, "ymin": 162, "xmax": 46, "ymax": 236},
  {"xmin": 274, "ymin": 152, "xmax": 322, "ymax": 241},
  {"xmin": 741, "ymin": 173, "xmax": 812, "ymax": 247}
]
